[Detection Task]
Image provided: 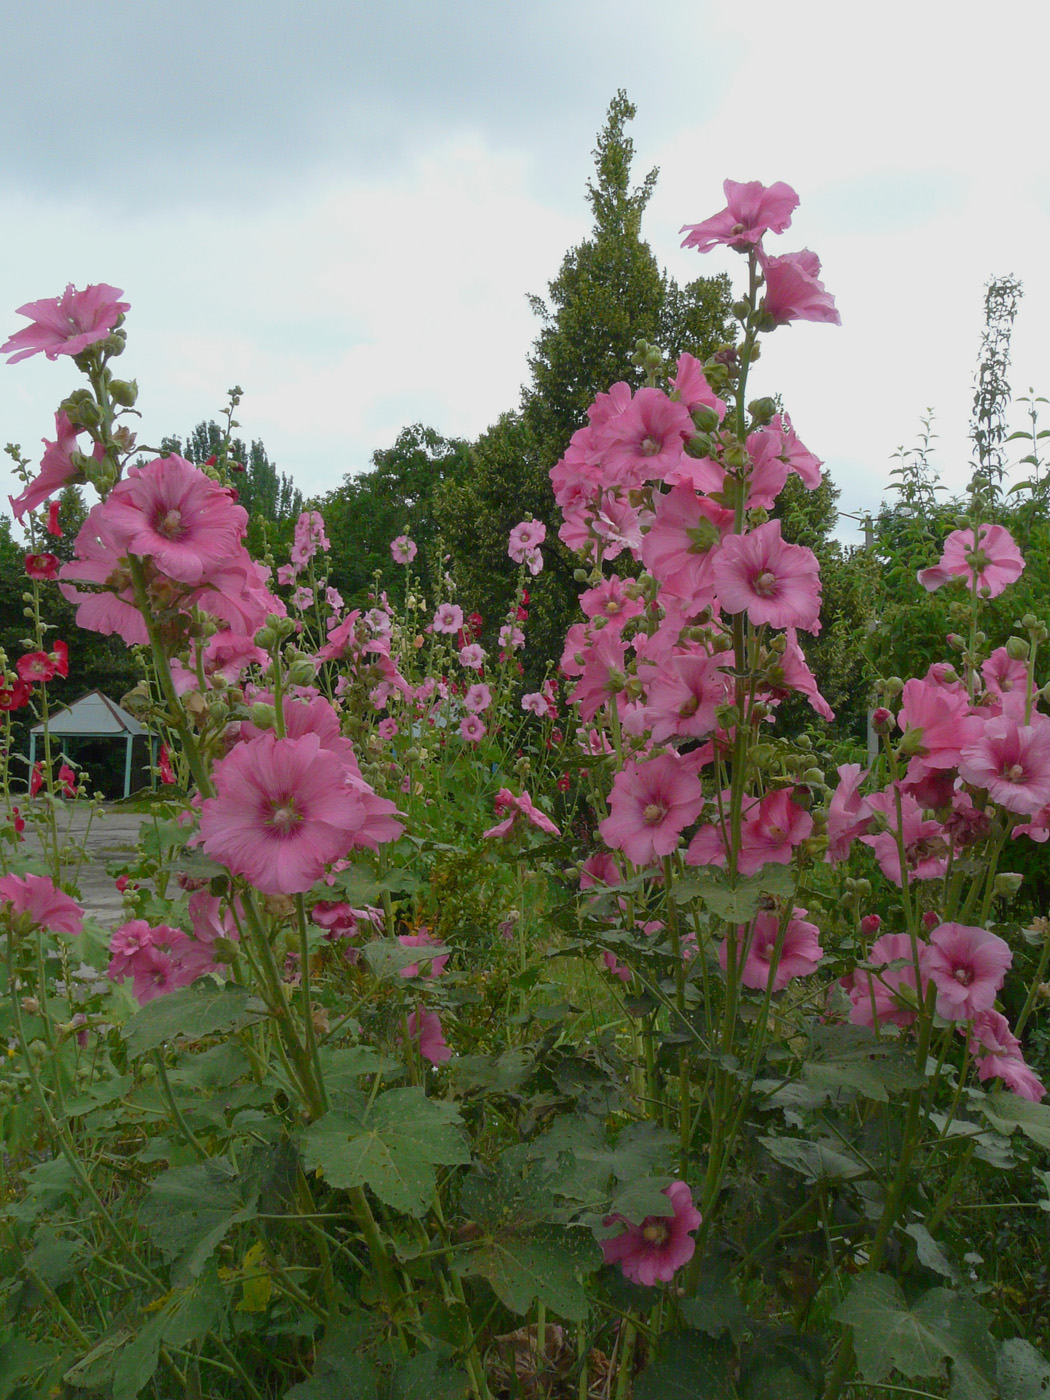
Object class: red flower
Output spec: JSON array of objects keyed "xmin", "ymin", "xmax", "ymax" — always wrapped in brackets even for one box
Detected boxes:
[
  {"xmin": 47, "ymin": 501, "xmax": 63, "ymax": 537},
  {"xmin": 25, "ymin": 553, "xmax": 60, "ymax": 580},
  {"xmin": 30, "ymin": 762, "xmax": 44, "ymax": 796},
  {"xmin": 158, "ymin": 744, "xmax": 175, "ymax": 785},
  {"xmin": 17, "ymin": 652, "xmax": 57, "ymax": 684},
  {"xmin": 57, "ymin": 764, "xmax": 77, "ymax": 797},
  {"xmin": 0, "ymin": 679, "xmax": 30, "ymax": 712}
]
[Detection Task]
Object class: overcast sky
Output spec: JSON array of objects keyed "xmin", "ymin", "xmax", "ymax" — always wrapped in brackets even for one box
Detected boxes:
[{"xmin": 2, "ymin": 0, "xmax": 1049, "ymax": 550}]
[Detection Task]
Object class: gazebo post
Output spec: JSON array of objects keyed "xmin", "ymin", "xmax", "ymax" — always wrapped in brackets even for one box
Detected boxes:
[
  {"xmin": 28, "ymin": 731, "xmax": 36, "ymax": 778},
  {"xmin": 124, "ymin": 735, "xmax": 133, "ymax": 800}
]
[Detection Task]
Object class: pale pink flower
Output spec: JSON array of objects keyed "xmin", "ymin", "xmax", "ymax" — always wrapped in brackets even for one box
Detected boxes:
[
  {"xmin": 568, "ymin": 629, "xmax": 630, "ymax": 722},
  {"xmin": 521, "ymin": 691, "xmax": 548, "ymax": 716},
  {"xmin": 825, "ymin": 764, "xmax": 872, "ymax": 863},
  {"xmin": 603, "ymin": 951, "xmax": 632, "ymax": 982},
  {"xmin": 860, "ymin": 788, "xmax": 950, "ymax": 886},
  {"xmin": 9, "ymin": 411, "xmax": 97, "ymax": 521},
  {"xmin": 847, "ymin": 932, "xmax": 927, "ymax": 1030},
  {"xmin": 919, "ymin": 923, "xmax": 1012, "ymax": 1022},
  {"xmin": 292, "ymin": 586, "xmax": 314, "ymax": 611},
  {"xmin": 599, "ymin": 387, "xmax": 694, "ymax": 487},
  {"xmin": 716, "ymin": 520, "xmax": 821, "ymax": 633},
  {"xmin": 899, "ymin": 676, "xmax": 984, "ymax": 782},
  {"xmin": 483, "ymin": 787, "xmax": 560, "ymax": 839},
  {"xmin": 459, "ymin": 714, "xmax": 486, "ymax": 743},
  {"xmin": 524, "ymin": 547, "xmax": 544, "ymax": 576},
  {"xmin": 2, "ymin": 282, "xmax": 129, "ymax": 363},
  {"xmin": 670, "ymin": 352, "xmax": 726, "ymax": 420},
  {"xmin": 508, "ymin": 519, "xmax": 547, "ymax": 562},
  {"xmin": 968, "ymin": 1011, "xmax": 1046, "ymax": 1099},
  {"xmin": 405, "ymin": 1007, "xmax": 452, "ymax": 1064},
  {"xmin": 291, "ymin": 511, "xmax": 330, "ymax": 566},
  {"xmin": 918, "ymin": 524, "xmax": 1025, "ymax": 598},
  {"xmin": 498, "ymin": 624, "xmax": 525, "ymax": 650},
  {"xmin": 326, "ymin": 586, "xmax": 343, "ymax": 612},
  {"xmin": 680, "ymin": 179, "xmax": 799, "ymax": 254},
  {"xmin": 601, "ymin": 1180, "xmax": 702, "ymax": 1285},
  {"xmin": 433, "ymin": 603, "xmax": 464, "ymax": 634},
  {"xmin": 464, "ymin": 683, "xmax": 492, "ymax": 714},
  {"xmin": 377, "ymin": 718, "xmax": 398, "ymax": 740},
  {"xmin": 391, "ymin": 535, "xmax": 417, "ymax": 564},
  {"xmin": 277, "ymin": 564, "xmax": 297, "ymax": 586},
  {"xmin": 959, "ymin": 713, "xmax": 1050, "ymax": 815},
  {"xmin": 200, "ymin": 731, "xmax": 401, "ymax": 894},
  {"xmin": 459, "ymin": 643, "xmax": 486, "ymax": 670},
  {"xmin": 759, "ymin": 249, "xmax": 840, "ymax": 326},
  {"xmin": 579, "ymin": 576, "xmax": 644, "ymax": 631},
  {"xmin": 775, "ymin": 628, "xmax": 834, "ymax": 721},
  {"xmin": 644, "ymin": 652, "xmax": 731, "ymax": 743},
  {"xmin": 599, "ymin": 754, "xmax": 704, "ymax": 867},
  {"xmin": 0, "ymin": 872, "xmax": 83, "ymax": 934},
  {"xmin": 720, "ymin": 909, "xmax": 823, "ymax": 992}
]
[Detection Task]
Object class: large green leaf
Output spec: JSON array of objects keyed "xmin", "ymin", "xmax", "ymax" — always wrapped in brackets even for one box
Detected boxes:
[
  {"xmin": 978, "ymin": 1091, "xmax": 1050, "ymax": 1150},
  {"xmin": 301, "ymin": 1088, "xmax": 468, "ymax": 1216},
  {"xmin": 123, "ymin": 982, "xmax": 266, "ymax": 1057},
  {"xmin": 139, "ymin": 1159, "xmax": 258, "ymax": 1278},
  {"xmin": 673, "ymin": 865, "xmax": 795, "ymax": 923},
  {"xmin": 285, "ymin": 1315, "xmax": 378, "ymax": 1399},
  {"xmin": 453, "ymin": 1224, "xmax": 596, "ymax": 1321},
  {"xmin": 834, "ymin": 1275, "xmax": 996, "ymax": 1397},
  {"xmin": 760, "ymin": 1135, "xmax": 867, "ymax": 1183},
  {"xmin": 997, "ymin": 1337, "xmax": 1050, "ymax": 1398},
  {"xmin": 634, "ymin": 1332, "xmax": 737, "ymax": 1399}
]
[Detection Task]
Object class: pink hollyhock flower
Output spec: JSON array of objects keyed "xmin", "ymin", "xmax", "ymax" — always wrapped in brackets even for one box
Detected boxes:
[
  {"xmin": 919, "ymin": 923, "xmax": 1012, "ymax": 1021},
  {"xmin": 599, "ymin": 754, "xmax": 704, "ymax": 867},
  {"xmin": 738, "ymin": 787, "xmax": 814, "ymax": 876},
  {"xmin": 459, "ymin": 643, "xmax": 486, "ymax": 670},
  {"xmin": 433, "ymin": 603, "xmax": 464, "ymax": 634},
  {"xmin": 97, "ymin": 456, "xmax": 248, "ymax": 585},
  {"xmin": 643, "ymin": 652, "xmax": 732, "ymax": 743},
  {"xmin": 968, "ymin": 1010, "xmax": 1046, "ymax": 1100},
  {"xmin": 459, "ymin": 714, "xmax": 486, "ymax": 743},
  {"xmin": 982, "ymin": 646, "xmax": 1028, "ymax": 704},
  {"xmin": 639, "ymin": 485, "xmax": 732, "ymax": 607},
  {"xmin": 391, "ymin": 535, "xmax": 418, "ymax": 565},
  {"xmin": 25, "ymin": 553, "xmax": 60, "ymax": 580},
  {"xmin": 405, "ymin": 1007, "xmax": 452, "ymax": 1064},
  {"xmin": 57, "ymin": 764, "xmax": 77, "ymax": 797},
  {"xmin": 716, "ymin": 520, "xmax": 822, "ymax": 633},
  {"xmin": 29, "ymin": 761, "xmax": 44, "ymax": 796},
  {"xmin": 847, "ymin": 931, "xmax": 927, "ymax": 1030},
  {"xmin": 759, "ymin": 249, "xmax": 841, "ymax": 326},
  {"xmin": 463, "ymin": 683, "xmax": 492, "ymax": 714},
  {"xmin": 277, "ymin": 563, "xmax": 298, "ymax": 586},
  {"xmin": 599, "ymin": 388, "xmax": 694, "ymax": 487},
  {"xmin": 291, "ymin": 510, "xmax": 330, "ymax": 566},
  {"xmin": 521, "ymin": 691, "xmax": 548, "ymax": 716},
  {"xmin": 498, "ymin": 624, "xmax": 525, "ymax": 649},
  {"xmin": 603, "ymin": 951, "xmax": 632, "ymax": 982},
  {"xmin": 680, "ymin": 179, "xmax": 799, "ymax": 254},
  {"xmin": 158, "ymin": 744, "xmax": 175, "ymax": 785},
  {"xmin": 0, "ymin": 872, "xmax": 83, "ymax": 934},
  {"xmin": 959, "ymin": 713, "xmax": 1050, "ymax": 816},
  {"xmin": 200, "ymin": 731, "xmax": 395, "ymax": 894},
  {"xmin": 292, "ymin": 586, "xmax": 314, "ymax": 611},
  {"xmin": 773, "ymin": 628, "xmax": 834, "ymax": 721},
  {"xmin": 377, "ymin": 718, "xmax": 398, "ymax": 741},
  {"xmin": 601, "ymin": 1180, "xmax": 702, "ymax": 1285},
  {"xmin": 860, "ymin": 788, "xmax": 950, "ymax": 886},
  {"xmin": 898, "ymin": 676, "xmax": 984, "ymax": 782},
  {"xmin": 508, "ymin": 519, "xmax": 547, "ymax": 562},
  {"xmin": 17, "ymin": 651, "xmax": 59, "ymax": 684},
  {"xmin": 483, "ymin": 787, "xmax": 560, "ymax": 839},
  {"xmin": 326, "ymin": 586, "xmax": 343, "ymax": 612},
  {"xmin": 9, "ymin": 412, "xmax": 91, "ymax": 521},
  {"xmin": 670, "ymin": 352, "xmax": 726, "ymax": 421},
  {"xmin": 580, "ymin": 576, "xmax": 645, "ymax": 631},
  {"xmin": 918, "ymin": 523, "xmax": 1025, "ymax": 598},
  {"xmin": 774, "ymin": 414, "xmax": 823, "ymax": 489},
  {"xmin": 2, "ymin": 282, "xmax": 129, "ymax": 363},
  {"xmin": 720, "ymin": 908, "xmax": 823, "ymax": 991},
  {"xmin": 398, "ymin": 930, "xmax": 449, "ymax": 979}
]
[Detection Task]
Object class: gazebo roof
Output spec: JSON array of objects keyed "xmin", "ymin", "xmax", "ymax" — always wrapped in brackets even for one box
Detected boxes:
[{"xmin": 30, "ymin": 689, "xmax": 147, "ymax": 738}]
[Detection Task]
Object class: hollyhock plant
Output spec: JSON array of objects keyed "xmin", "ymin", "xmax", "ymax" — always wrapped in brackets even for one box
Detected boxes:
[
  {"xmin": 391, "ymin": 535, "xmax": 417, "ymax": 565},
  {"xmin": 291, "ymin": 510, "xmax": 330, "ymax": 566},
  {"xmin": 459, "ymin": 714, "xmax": 486, "ymax": 743},
  {"xmin": 958, "ymin": 713, "xmax": 1050, "ymax": 816},
  {"xmin": 200, "ymin": 731, "xmax": 401, "ymax": 895},
  {"xmin": 758, "ymin": 248, "xmax": 841, "ymax": 326},
  {"xmin": 599, "ymin": 754, "xmax": 704, "ymax": 867},
  {"xmin": 599, "ymin": 387, "xmax": 694, "ymax": 486},
  {"xmin": 601, "ymin": 1180, "xmax": 702, "ymax": 1285},
  {"xmin": 405, "ymin": 1008, "xmax": 452, "ymax": 1064},
  {"xmin": 1, "ymin": 282, "xmax": 129, "ymax": 363},
  {"xmin": 918, "ymin": 523, "xmax": 1025, "ymax": 597},
  {"xmin": 9, "ymin": 412, "xmax": 97, "ymax": 522},
  {"xmin": 24, "ymin": 553, "xmax": 60, "ymax": 580},
  {"xmin": 47, "ymin": 500, "xmax": 63, "ymax": 536},
  {"xmin": 716, "ymin": 520, "xmax": 822, "ymax": 633},
  {"xmin": 919, "ymin": 923, "xmax": 1012, "ymax": 1022},
  {"xmin": 463, "ymin": 683, "xmax": 492, "ymax": 714},
  {"xmin": 458, "ymin": 643, "xmax": 486, "ymax": 670},
  {"xmin": 720, "ymin": 909, "xmax": 824, "ymax": 992},
  {"xmin": 680, "ymin": 178, "xmax": 799, "ymax": 254},
  {"xmin": 968, "ymin": 1010, "xmax": 1046, "ymax": 1101},
  {"xmin": 0, "ymin": 872, "xmax": 83, "ymax": 935},
  {"xmin": 847, "ymin": 932, "xmax": 927, "ymax": 1030}
]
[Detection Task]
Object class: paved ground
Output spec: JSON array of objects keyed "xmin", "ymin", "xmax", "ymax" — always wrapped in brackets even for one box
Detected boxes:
[{"xmin": 20, "ymin": 805, "xmax": 152, "ymax": 926}]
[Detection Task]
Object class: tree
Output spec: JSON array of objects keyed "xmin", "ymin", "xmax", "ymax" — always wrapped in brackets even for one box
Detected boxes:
[
  {"xmin": 321, "ymin": 425, "xmax": 472, "ymax": 606},
  {"xmin": 438, "ymin": 91, "xmax": 734, "ymax": 668}
]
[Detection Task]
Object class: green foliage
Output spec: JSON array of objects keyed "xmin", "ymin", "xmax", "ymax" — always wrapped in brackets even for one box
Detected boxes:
[{"xmin": 320, "ymin": 423, "xmax": 472, "ymax": 606}]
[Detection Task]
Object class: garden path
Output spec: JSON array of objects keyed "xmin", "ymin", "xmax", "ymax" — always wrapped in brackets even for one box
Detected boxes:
[{"xmin": 22, "ymin": 804, "xmax": 151, "ymax": 927}]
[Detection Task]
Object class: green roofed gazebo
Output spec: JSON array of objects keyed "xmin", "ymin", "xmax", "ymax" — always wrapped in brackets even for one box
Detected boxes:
[{"xmin": 29, "ymin": 690, "xmax": 155, "ymax": 800}]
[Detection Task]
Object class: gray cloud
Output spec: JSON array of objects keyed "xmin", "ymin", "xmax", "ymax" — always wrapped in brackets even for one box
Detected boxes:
[{"xmin": 0, "ymin": 0, "xmax": 730, "ymax": 208}]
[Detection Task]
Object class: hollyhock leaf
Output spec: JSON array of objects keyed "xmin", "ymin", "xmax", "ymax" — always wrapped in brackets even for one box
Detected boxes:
[
  {"xmin": 301, "ymin": 1089, "xmax": 468, "ymax": 1216},
  {"xmin": 362, "ymin": 938, "xmax": 450, "ymax": 980},
  {"xmin": 760, "ymin": 1135, "xmax": 866, "ymax": 1183},
  {"xmin": 449, "ymin": 1048, "xmax": 535, "ymax": 1095},
  {"xmin": 675, "ymin": 865, "xmax": 795, "ymax": 921},
  {"xmin": 123, "ymin": 982, "xmax": 267, "ymax": 1058},
  {"xmin": 679, "ymin": 1265, "xmax": 750, "ymax": 1340},
  {"xmin": 835, "ymin": 1276, "xmax": 996, "ymax": 1393},
  {"xmin": 977, "ymin": 1091, "xmax": 1050, "ymax": 1150},
  {"xmin": 283, "ymin": 1315, "xmax": 378, "ymax": 1400},
  {"xmin": 607, "ymin": 1176, "xmax": 678, "ymax": 1222},
  {"xmin": 997, "ymin": 1338, "xmax": 1050, "ymax": 1399},
  {"xmin": 452, "ymin": 1224, "xmax": 597, "ymax": 1320},
  {"xmin": 60, "ymin": 1073, "xmax": 134, "ymax": 1118},
  {"xmin": 633, "ymin": 1331, "xmax": 736, "ymax": 1400},
  {"xmin": 140, "ymin": 1159, "xmax": 258, "ymax": 1279},
  {"xmin": 904, "ymin": 1223, "xmax": 961, "ymax": 1283}
]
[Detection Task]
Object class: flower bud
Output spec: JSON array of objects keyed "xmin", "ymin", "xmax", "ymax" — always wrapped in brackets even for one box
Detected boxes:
[
  {"xmin": 802, "ymin": 767, "xmax": 825, "ymax": 785},
  {"xmin": 249, "ymin": 702, "xmax": 277, "ymax": 730},
  {"xmin": 732, "ymin": 298, "xmax": 751, "ymax": 320},
  {"xmin": 872, "ymin": 707, "xmax": 894, "ymax": 733},
  {"xmin": 692, "ymin": 405, "xmax": 721, "ymax": 434},
  {"xmin": 255, "ymin": 627, "xmax": 276, "ymax": 650},
  {"xmin": 881, "ymin": 677, "xmax": 904, "ymax": 699},
  {"xmin": 109, "ymin": 378, "xmax": 138, "ymax": 407},
  {"xmin": 993, "ymin": 872, "xmax": 1023, "ymax": 898},
  {"xmin": 748, "ymin": 397, "xmax": 777, "ymax": 427},
  {"xmin": 1005, "ymin": 635, "xmax": 1029, "ymax": 662},
  {"xmin": 860, "ymin": 913, "xmax": 881, "ymax": 936},
  {"xmin": 286, "ymin": 659, "xmax": 317, "ymax": 687},
  {"xmin": 922, "ymin": 911, "xmax": 940, "ymax": 930},
  {"xmin": 897, "ymin": 726, "xmax": 926, "ymax": 756}
]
